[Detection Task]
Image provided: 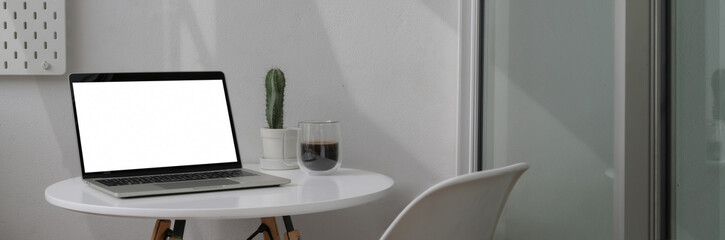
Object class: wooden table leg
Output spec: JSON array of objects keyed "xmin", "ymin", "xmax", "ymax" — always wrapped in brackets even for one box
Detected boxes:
[
  {"xmin": 282, "ymin": 216, "xmax": 301, "ymax": 240},
  {"xmin": 168, "ymin": 220, "xmax": 185, "ymax": 240},
  {"xmin": 151, "ymin": 219, "xmax": 185, "ymax": 240},
  {"xmin": 261, "ymin": 217, "xmax": 281, "ymax": 240},
  {"xmin": 152, "ymin": 219, "xmax": 171, "ymax": 240},
  {"xmin": 154, "ymin": 218, "xmax": 293, "ymax": 240},
  {"xmin": 284, "ymin": 230, "xmax": 301, "ymax": 240}
]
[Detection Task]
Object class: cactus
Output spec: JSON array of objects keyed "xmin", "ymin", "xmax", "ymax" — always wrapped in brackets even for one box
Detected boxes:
[{"xmin": 265, "ymin": 68, "xmax": 285, "ymax": 129}]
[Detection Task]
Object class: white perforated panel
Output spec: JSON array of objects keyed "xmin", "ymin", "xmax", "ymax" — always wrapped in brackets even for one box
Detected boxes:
[{"xmin": 0, "ymin": 0, "xmax": 65, "ymax": 75}]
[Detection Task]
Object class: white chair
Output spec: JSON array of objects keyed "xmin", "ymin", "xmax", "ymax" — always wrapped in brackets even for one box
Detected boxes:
[{"xmin": 380, "ymin": 163, "xmax": 529, "ymax": 240}]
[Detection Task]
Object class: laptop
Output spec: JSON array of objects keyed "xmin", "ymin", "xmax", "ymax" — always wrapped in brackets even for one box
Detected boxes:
[{"xmin": 69, "ymin": 71, "xmax": 290, "ymax": 198}]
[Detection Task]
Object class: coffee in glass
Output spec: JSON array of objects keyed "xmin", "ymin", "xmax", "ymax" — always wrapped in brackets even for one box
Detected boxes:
[{"xmin": 297, "ymin": 121, "xmax": 341, "ymax": 175}]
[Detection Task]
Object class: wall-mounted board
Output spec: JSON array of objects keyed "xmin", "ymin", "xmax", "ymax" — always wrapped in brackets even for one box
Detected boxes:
[{"xmin": 0, "ymin": 0, "xmax": 65, "ymax": 75}]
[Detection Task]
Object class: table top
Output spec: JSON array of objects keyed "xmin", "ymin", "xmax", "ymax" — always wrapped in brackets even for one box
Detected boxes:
[{"xmin": 45, "ymin": 165, "xmax": 394, "ymax": 219}]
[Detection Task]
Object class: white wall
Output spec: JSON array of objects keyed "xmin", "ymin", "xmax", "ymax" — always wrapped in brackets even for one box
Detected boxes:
[
  {"xmin": 0, "ymin": 1, "xmax": 459, "ymax": 239},
  {"xmin": 485, "ymin": 0, "xmax": 613, "ymax": 239}
]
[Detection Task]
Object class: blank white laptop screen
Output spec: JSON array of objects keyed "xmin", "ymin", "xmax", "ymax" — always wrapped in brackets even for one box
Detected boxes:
[{"xmin": 72, "ymin": 80, "xmax": 238, "ymax": 173}]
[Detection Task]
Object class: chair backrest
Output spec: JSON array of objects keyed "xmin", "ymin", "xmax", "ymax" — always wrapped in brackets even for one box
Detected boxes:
[{"xmin": 380, "ymin": 163, "xmax": 529, "ymax": 240}]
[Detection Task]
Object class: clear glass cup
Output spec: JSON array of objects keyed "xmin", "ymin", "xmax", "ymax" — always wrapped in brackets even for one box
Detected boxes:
[{"xmin": 297, "ymin": 121, "xmax": 341, "ymax": 175}]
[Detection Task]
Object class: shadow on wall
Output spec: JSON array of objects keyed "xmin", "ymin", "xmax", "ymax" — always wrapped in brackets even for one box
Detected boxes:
[{"xmin": 420, "ymin": 0, "xmax": 458, "ymax": 29}]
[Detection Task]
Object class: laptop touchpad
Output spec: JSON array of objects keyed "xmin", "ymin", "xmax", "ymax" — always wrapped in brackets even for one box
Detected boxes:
[{"xmin": 157, "ymin": 179, "xmax": 239, "ymax": 189}]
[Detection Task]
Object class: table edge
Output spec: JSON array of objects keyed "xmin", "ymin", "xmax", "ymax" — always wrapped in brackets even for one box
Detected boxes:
[{"xmin": 45, "ymin": 169, "xmax": 394, "ymax": 219}]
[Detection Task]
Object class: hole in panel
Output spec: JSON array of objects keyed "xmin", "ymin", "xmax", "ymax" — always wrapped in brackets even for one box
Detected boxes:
[
  {"xmin": 3, "ymin": 41, "xmax": 6, "ymax": 49},
  {"xmin": 53, "ymin": 12, "xmax": 56, "ymax": 20},
  {"xmin": 43, "ymin": 21, "xmax": 46, "ymax": 29},
  {"xmin": 13, "ymin": 31, "xmax": 17, "ymax": 39},
  {"xmin": 33, "ymin": 11, "xmax": 36, "ymax": 19},
  {"xmin": 23, "ymin": 1, "xmax": 26, "ymax": 9},
  {"xmin": 33, "ymin": 31, "xmax": 37, "ymax": 39},
  {"xmin": 13, "ymin": 11, "xmax": 16, "ymax": 19},
  {"xmin": 14, "ymin": 51, "xmax": 17, "ymax": 59},
  {"xmin": 23, "ymin": 41, "xmax": 26, "ymax": 49},
  {"xmin": 3, "ymin": 21, "xmax": 6, "ymax": 29},
  {"xmin": 54, "ymin": 51, "xmax": 57, "ymax": 59},
  {"xmin": 3, "ymin": 2, "xmax": 5, "ymax": 10},
  {"xmin": 4, "ymin": 61, "xmax": 7, "ymax": 69},
  {"xmin": 24, "ymin": 61, "xmax": 27, "ymax": 69},
  {"xmin": 43, "ymin": 2, "xmax": 46, "ymax": 10},
  {"xmin": 34, "ymin": 51, "xmax": 37, "ymax": 59},
  {"xmin": 53, "ymin": 31, "xmax": 57, "ymax": 39},
  {"xmin": 43, "ymin": 41, "xmax": 47, "ymax": 49},
  {"xmin": 23, "ymin": 21, "xmax": 26, "ymax": 29}
]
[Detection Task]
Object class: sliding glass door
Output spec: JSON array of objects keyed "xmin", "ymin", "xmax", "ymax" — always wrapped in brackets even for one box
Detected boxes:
[
  {"xmin": 671, "ymin": 1, "xmax": 725, "ymax": 239},
  {"xmin": 482, "ymin": 0, "xmax": 614, "ymax": 239},
  {"xmin": 478, "ymin": 0, "xmax": 725, "ymax": 238}
]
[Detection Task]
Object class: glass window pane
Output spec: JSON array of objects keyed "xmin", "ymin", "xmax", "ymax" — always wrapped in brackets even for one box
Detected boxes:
[
  {"xmin": 671, "ymin": 1, "xmax": 725, "ymax": 239},
  {"xmin": 483, "ymin": 0, "xmax": 613, "ymax": 239}
]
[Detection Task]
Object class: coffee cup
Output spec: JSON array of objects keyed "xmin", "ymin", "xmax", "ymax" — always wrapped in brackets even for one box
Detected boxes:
[{"xmin": 296, "ymin": 121, "xmax": 341, "ymax": 175}]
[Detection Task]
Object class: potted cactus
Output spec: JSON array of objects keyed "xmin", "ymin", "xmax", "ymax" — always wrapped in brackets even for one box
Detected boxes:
[{"xmin": 260, "ymin": 68, "xmax": 298, "ymax": 170}]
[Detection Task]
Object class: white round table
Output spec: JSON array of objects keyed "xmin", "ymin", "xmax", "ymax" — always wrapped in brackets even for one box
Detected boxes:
[{"xmin": 45, "ymin": 165, "xmax": 394, "ymax": 239}]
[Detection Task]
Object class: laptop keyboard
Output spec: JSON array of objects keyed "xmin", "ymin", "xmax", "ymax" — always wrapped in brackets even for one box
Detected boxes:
[{"xmin": 96, "ymin": 170, "xmax": 255, "ymax": 187}]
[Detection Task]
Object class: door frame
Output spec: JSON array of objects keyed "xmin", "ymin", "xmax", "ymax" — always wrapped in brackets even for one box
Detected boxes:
[
  {"xmin": 458, "ymin": 0, "xmax": 483, "ymax": 175},
  {"xmin": 459, "ymin": 0, "xmax": 668, "ymax": 239},
  {"xmin": 615, "ymin": 0, "xmax": 668, "ymax": 239}
]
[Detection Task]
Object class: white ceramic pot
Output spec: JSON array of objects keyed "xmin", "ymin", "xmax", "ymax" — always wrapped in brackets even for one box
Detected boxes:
[{"xmin": 260, "ymin": 128, "xmax": 299, "ymax": 170}]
